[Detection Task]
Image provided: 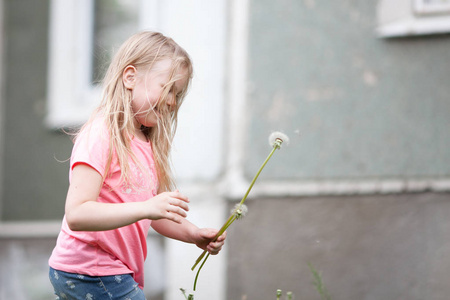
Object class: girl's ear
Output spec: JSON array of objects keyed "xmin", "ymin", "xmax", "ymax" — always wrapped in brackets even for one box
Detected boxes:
[{"xmin": 123, "ymin": 65, "xmax": 137, "ymax": 90}]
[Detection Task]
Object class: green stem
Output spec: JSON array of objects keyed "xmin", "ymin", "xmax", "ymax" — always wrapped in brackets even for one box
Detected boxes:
[
  {"xmin": 190, "ymin": 142, "xmax": 282, "ymax": 290},
  {"xmin": 193, "ymin": 253, "xmax": 210, "ymax": 291},
  {"xmin": 287, "ymin": 291, "xmax": 293, "ymax": 300},
  {"xmin": 239, "ymin": 145, "xmax": 278, "ymax": 207},
  {"xmin": 191, "ymin": 214, "xmax": 237, "ymax": 271},
  {"xmin": 276, "ymin": 289, "xmax": 282, "ymax": 300},
  {"xmin": 180, "ymin": 288, "xmax": 188, "ymax": 300}
]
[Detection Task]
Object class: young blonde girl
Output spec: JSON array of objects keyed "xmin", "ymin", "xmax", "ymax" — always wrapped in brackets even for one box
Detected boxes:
[{"xmin": 49, "ymin": 31, "xmax": 226, "ymax": 300}]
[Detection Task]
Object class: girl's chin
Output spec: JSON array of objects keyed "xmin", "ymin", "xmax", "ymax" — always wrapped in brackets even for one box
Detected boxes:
[{"xmin": 135, "ymin": 113, "xmax": 159, "ymax": 128}]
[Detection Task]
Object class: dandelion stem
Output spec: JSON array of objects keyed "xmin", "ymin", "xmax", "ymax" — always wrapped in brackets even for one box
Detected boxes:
[
  {"xmin": 190, "ymin": 134, "xmax": 287, "ymax": 291},
  {"xmin": 276, "ymin": 289, "xmax": 282, "ymax": 300},
  {"xmin": 193, "ymin": 252, "xmax": 210, "ymax": 291},
  {"xmin": 191, "ymin": 214, "xmax": 237, "ymax": 271},
  {"xmin": 286, "ymin": 291, "xmax": 293, "ymax": 300},
  {"xmin": 191, "ymin": 145, "xmax": 277, "ymax": 271},
  {"xmin": 238, "ymin": 145, "xmax": 278, "ymax": 207}
]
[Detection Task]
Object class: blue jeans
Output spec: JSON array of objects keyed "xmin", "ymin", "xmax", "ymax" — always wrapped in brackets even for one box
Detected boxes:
[{"xmin": 49, "ymin": 267, "xmax": 146, "ymax": 300}]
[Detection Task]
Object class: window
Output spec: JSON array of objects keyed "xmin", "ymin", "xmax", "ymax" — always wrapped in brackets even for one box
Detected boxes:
[
  {"xmin": 46, "ymin": 0, "xmax": 158, "ymax": 128},
  {"xmin": 377, "ymin": 0, "xmax": 450, "ymax": 37},
  {"xmin": 414, "ymin": 0, "xmax": 450, "ymax": 15},
  {"xmin": 92, "ymin": 0, "xmax": 140, "ymax": 83}
]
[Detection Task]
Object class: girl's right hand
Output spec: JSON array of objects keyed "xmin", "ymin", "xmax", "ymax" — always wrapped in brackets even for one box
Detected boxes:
[{"xmin": 143, "ymin": 191, "xmax": 190, "ymax": 224}]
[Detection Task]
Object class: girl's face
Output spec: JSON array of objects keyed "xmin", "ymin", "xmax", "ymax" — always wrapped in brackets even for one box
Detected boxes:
[{"xmin": 125, "ymin": 59, "xmax": 188, "ymax": 129}]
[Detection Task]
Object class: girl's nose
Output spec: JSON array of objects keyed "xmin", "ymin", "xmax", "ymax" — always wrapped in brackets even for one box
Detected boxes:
[{"xmin": 167, "ymin": 94, "xmax": 176, "ymax": 110}]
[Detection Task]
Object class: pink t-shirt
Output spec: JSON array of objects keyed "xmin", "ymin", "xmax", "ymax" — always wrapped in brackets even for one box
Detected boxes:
[{"xmin": 49, "ymin": 117, "xmax": 158, "ymax": 289}]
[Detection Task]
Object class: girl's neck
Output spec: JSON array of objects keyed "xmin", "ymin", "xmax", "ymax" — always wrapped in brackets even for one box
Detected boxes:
[
  {"xmin": 132, "ymin": 118, "xmax": 149, "ymax": 142},
  {"xmin": 134, "ymin": 126, "xmax": 149, "ymax": 142}
]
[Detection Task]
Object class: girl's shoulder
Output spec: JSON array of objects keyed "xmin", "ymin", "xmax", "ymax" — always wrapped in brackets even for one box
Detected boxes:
[
  {"xmin": 73, "ymin": 115, "xmax": 111, "ymax": 154},
  {"xmin": 78, "ymin": 115, "xmax": 110, "ymax": 140}
]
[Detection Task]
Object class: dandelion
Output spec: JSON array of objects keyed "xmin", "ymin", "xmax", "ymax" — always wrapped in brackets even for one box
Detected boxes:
[
  {"xmin": 276, "ymin": 289, "xmax": 282, "ymax": 300},
  {"xmin": 286, "ymin": 291, "xmax": 294, "ymax": 300},
  {"xmin": 191, "ymin": 131, "xmax": 290, "ymax": 291},
  {"xmin": 232, "ymin": 203, "xmax": 248, "ymax": 220},
  {"xmin": 269, "ymin": 131, "xmax": 290, "ymax": 149}
]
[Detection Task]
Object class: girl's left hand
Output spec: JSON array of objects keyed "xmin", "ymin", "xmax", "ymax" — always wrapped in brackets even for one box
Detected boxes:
[{"xmin": 194, "ymin": 228, "xmax": 227, "ymax": 255}]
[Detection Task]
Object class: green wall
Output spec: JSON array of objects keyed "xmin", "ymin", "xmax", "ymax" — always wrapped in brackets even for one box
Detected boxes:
[
  {"xmin": 1, "ymin": 0, "xmax": 72, "ymax": 221},
  {"xmin": 244, "ymin": 0, "xmax": 450, "ymax": 180}
]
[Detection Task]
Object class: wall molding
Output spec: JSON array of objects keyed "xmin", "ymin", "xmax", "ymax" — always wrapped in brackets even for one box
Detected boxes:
[
  {"xmin": 377, "ymin": 0, "xmax": 450, "ymax": 37},
  {"xmin": 0, "ymin": 221, "xmax": 61, "ymax": 238},
  {"xmin": 0, "ymin": 0, "xmax": 4, "ymax": 221},
  {"xmin": 222, "ymin": 177, "xmax": 450, "ymax": 200}
]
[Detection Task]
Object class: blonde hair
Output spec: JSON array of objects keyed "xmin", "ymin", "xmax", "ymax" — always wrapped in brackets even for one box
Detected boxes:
[{"xmin": 80, "ymin": 31, "xmax": 193, "ymax": 192}]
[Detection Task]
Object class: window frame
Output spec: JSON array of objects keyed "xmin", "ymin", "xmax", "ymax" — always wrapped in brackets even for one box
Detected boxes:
[
  {"xmin": 46, "ymin": 0, "xmax": 159, "ymax": 128},
  {"xmin": 377, "ymin": 0, "xmax": 450, "ymax": 38}
]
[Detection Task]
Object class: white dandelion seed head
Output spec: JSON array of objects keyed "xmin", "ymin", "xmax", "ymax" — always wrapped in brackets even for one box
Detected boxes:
[
  {"xmin": 269, "ymin": 131, "xmax": 290, "ymax": 148},
  {"xmin": 232, "ymin": 203, "xmax": 248, "ymax": 220}
]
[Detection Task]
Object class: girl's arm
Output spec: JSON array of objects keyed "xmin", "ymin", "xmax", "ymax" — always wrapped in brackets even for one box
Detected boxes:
[
  {"xmin": 65, "ymin": 164, "xmax": 189, "ymax": 231},
  {"xmin": 151, "ymin": 218, "xmax": 227, "ymax": 255}
]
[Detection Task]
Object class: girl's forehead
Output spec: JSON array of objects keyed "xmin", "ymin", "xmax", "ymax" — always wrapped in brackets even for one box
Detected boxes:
[
  {"xmin": 148, "ymin": 58, "xmax": 189, "ymax": 87},
  {"xmin": 148, "ymin": 59, "xmax": 187, "ymax": 77},
  {"xmin": 150, "ymin": 58, "xmax": 172, "ymax": 73}
]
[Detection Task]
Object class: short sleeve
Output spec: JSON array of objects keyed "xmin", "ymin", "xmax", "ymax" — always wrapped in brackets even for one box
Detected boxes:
[{"xmin": 70, "ymin": 118, "xmax": 111, "ymax": 179}]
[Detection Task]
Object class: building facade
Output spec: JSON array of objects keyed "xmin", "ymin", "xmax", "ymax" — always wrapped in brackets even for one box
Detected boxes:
[{"xmin": 1, "ymin": 0, "xmax": 449, "ymax": 299}]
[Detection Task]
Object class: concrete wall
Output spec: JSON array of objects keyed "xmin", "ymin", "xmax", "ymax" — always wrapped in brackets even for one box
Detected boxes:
[
  {"xmin": 227, "ymin": 192, "xmax": 450, "ymax": 300},
  {"xmin": 224, "ymin": 0, "xmax": 450, "ymax": 299},
  {"xmin": 243, "ymin": 0, "xmax": 450, "ymax": 180}
]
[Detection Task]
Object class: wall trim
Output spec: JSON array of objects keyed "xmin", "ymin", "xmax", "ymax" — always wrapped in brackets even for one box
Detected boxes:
[
  {"xmin": 224, "ymin": 0, "xmax": 250, "ymax": 199},
  {"xmin": 0, "ymin": 0, "xmax": 4, "ymax": 221},
  {"xmin": 223, "ymin": 178, "xmax": 450, "ymax": 200},
  {"xmin": 0, "ymin": 221, "xmax": 61, "ymax": 238},
  {"xmin": 377, "ymin": 0, "xmax": 450, "ymax": 37}
]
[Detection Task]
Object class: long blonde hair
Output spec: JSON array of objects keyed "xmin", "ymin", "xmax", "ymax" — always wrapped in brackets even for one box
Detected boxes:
[{"xmin": 81, "ymin": 31, "xmax": 193, "ymax": 192}]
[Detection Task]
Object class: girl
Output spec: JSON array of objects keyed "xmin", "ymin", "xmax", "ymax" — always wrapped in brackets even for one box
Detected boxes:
[{"xmin": 49, "ymin": 31, "xmax": 226, "ymax": 300}]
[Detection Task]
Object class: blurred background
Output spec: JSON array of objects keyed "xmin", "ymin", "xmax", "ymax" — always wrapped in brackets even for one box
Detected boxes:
[{"xmin": 0, "ymin": 0, "xmax": 449, "ymax": 299}]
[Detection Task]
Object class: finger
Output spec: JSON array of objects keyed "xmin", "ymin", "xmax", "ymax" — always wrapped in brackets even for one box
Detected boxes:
[
  {"xmin": 207, "ymin": 245, "xmax": 222, "ymax": 255},
  {"xmin": 169, "ymin": 190, "xmax": 190, "ymax": 203},
  {"xmin": 166, "ymin": 204, "xmax": 188, "ymax": 218},
  {"xmin": 165, "ymin": 212, "xmax": 183, "ymax": 224},
  {"xmin": 216, "ymin": 231, "xmax": 227, "ymax": 242},
  {"xmin": 209, "ymin": 240, "xmax": 225, "ymax": 249},
  {"xmin": 200, "ymin": 229, "xmax": 218, "ymax": 240},
  {"xmin": 207, "ymin": 239, "xmax": 225, "ymax": 250},
  {"xmin": 169, "ymin": 198, "xmax": 189, "ymax": 211}
]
